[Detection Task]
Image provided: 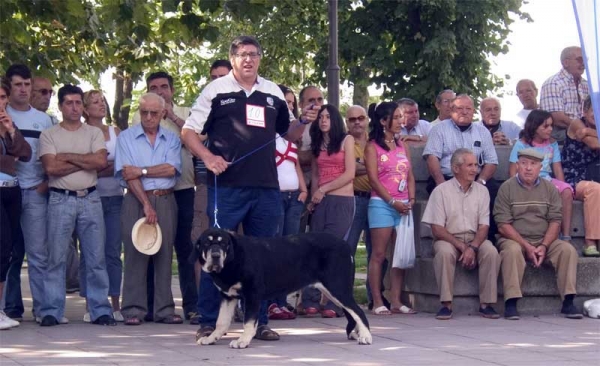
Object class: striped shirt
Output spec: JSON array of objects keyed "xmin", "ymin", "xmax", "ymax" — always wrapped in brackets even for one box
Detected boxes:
[
  {"xmin": 540, "ymin": 68, "xmax": 589, "ymax": 141},
  {"xmin": 423, "ymin": 119, "xmax": 498, "ymax": 176}
]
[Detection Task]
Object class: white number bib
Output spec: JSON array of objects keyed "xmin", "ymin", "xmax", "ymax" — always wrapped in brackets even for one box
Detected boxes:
[{"xmin": 246, "ymin": 104, "xmax": 266, "ymax": 128}]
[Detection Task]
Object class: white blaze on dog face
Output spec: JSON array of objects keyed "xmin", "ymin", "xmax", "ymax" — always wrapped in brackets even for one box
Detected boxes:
[{"xmin": 201, "ymin": 232, "xmax": 228, "ymax": 273}]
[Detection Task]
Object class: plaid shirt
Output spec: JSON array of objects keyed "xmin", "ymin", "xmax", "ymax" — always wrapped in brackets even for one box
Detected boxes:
[
  {"xmin": 540, "ymin": 68, "xmax": 589, "ymax": 120},
  {"xmin": 423, "ymin": 119, "xmax": 498, "ymax": 176}
]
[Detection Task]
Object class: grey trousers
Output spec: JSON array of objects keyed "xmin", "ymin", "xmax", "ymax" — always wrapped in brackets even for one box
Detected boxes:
[{"xmin": 121, "ymin": 192, "xmax": 177, "ymax": 321}]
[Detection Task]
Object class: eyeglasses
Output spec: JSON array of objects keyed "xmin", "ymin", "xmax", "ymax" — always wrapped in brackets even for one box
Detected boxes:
[
  {"xmin": 140, "ymin": 110, "xmax": 162, "ymax": 118},
  {"xmin": 233, "ymin": 52, "xmax": 261, "ymax": 60},
  {"xmin": 34, "ymin": 89, "xmax": 54, "ymax": 96},
  {"xmin": 348, "ymin": 115, "xmax": 367, "ymax": 123}
]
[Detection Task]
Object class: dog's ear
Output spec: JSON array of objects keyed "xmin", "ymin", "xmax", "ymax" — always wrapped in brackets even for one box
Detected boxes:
[{"xmin": 224, "ymin": 231, "xmax": 235, "ymax": 264}]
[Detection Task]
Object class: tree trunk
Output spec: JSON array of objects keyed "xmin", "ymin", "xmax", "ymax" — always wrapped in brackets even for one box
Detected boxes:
[
  {"xmin": 112, "ymin": 68, "xmax": 135, "ymax": 131},
  {"xmin": 352, "ymin": 82, "xmax": 369, "ymax": 109}
]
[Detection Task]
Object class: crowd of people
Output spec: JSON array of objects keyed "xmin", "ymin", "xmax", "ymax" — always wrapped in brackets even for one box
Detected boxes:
[{"xmin": 0, "ymin": 37, "xmax": 598, "ymax": 339}]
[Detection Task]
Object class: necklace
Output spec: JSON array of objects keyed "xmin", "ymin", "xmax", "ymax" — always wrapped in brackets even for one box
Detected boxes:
[{"xmin": 385, "ymin": 138, "xmax": 395, "ymax": 144}]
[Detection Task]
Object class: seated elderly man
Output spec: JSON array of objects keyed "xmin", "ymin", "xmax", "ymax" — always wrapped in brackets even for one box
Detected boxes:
[
  {"xmin": 397, "ymin": 98, "xmax": 431, "ymax": 144},
  {"xmin": 494, "ymin": 148, "xmax": 582, "ymax": 320},
  {"xmin": 422, "ymin": 148, "xmax": 500, "ymax": 320},
  {"xmin": 476, "ymin": 97, "xmax": 521, "ymax": 145}
]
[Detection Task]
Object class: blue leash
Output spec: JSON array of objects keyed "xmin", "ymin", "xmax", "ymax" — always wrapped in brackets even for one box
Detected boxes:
[{"xmin": 212, "ymin": 117, "xmax": 309, "ymax": 228}]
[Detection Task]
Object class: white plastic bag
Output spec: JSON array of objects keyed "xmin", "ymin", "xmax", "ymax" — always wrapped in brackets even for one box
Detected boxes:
[{"xmin": 392, "ymin": 210, "xmax": 415, "ymax": 269}]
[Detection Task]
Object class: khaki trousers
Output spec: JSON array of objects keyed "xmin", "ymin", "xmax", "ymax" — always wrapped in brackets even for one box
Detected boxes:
[
  {"xmin": 499, "ymin": 238, "xmax": 578, "ymax": 300},
  {"xmin": 433, "ymin": 238, "xmax": 500, "ymax": 303},
  {"xmin": 575, "ymin": 181, "xmax": 600, "ymax": 240}
]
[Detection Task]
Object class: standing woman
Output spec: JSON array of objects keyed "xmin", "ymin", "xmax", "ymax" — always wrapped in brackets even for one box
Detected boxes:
[
  {"xmin": 365, "ymin": 102, "xmax": 417, "ymax": 315},
  {"xmin": 0, "ymin": 80, "xmax": 31, "ymax": 329},
  {"xmin": 81, "ymin": 90, "xmax": 124, "ymax": 322},
  {"xmin": 301, "ymin": 104, "xmax": 355, "ymax": 318}
]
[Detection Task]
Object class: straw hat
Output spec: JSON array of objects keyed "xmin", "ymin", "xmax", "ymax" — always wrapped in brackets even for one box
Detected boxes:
[{"xmin": 131, "ymin": 218, "xmax": 162, "ymax": 255}]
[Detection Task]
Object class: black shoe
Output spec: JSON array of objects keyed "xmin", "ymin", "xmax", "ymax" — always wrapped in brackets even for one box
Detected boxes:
[
  {"xmin": 435, "ymin": 306, "xmax": 452, "ymax": 320},
  {"xmin": 66, "ymin": 287, "xmax": 80, "ymax": 294},
  {"xmin": 93, "ymin": 315, "xmax": 117, "ymax": 326},
  {"xmin": 561, "ymin": 303, "xmax": 583, "ymax": 319},
  {"xmin": 479, "ymin": 306, "xmax": 500, "ymax": 319},
  {"xmin": 40, "ymin": 315, "xmax": 59, "ymax": 326},
  {"xmin": 504, "ymin": 304, "xmax": 520, "ymax": 320}
]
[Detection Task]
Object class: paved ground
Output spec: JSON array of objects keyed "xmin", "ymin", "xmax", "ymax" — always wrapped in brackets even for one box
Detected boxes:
[{"xmin": 1, "ymin": 271, "xmax": 599, "ymax": 366}]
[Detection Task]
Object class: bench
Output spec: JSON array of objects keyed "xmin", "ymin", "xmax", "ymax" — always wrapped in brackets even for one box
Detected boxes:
[{"xmin": 403, "ymin": 144, "xmax": 600, "ymax": 314}]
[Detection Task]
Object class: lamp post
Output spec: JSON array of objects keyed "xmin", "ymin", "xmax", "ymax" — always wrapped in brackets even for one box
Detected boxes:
[{"xmin": 327, "ymin": 0, "xmax": 340, "ymax": 108}]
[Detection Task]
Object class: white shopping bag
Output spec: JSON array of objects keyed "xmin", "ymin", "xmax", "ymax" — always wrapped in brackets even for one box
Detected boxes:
[{"xmin": 392, "ymin": 210, "xmax": 415, "ymax": 269}]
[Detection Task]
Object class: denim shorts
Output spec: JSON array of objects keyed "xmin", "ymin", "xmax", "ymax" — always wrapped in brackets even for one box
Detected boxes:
[{"xmin": 368, "ymin": 197, "xmax": 401, "ymax": 229}]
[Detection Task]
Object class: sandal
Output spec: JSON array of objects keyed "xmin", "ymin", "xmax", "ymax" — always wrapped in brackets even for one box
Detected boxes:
[
  {"xmin": 372, "ymin": 305, "xmax": 392, "ymax": 315},
  {"xmin": 195, "ymin": 325, "xmax": 215, "ymax": 342},
  {"xmin": 391, "ymin": 305, "xmax": 418, "ymax": 314},
  {"xmin": 156, "ymin": 314, "xmax": 183, "ymax": 324},
  {"xmin": 124, "ymin": 317, "xmax": 142, "ymax": 326},
  {"xmin": 253, "ymin": 325, "xmax": 280, "ymax": 341}
]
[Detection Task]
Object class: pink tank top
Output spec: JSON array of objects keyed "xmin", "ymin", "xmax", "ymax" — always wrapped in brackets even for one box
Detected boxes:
[
  {"xmin": 317, "ymin": 150, "xmax": 346, "ymax": 186},
  {"xmin": 371, "ymin": 142, "xmax": 411, "ymax": 200}
]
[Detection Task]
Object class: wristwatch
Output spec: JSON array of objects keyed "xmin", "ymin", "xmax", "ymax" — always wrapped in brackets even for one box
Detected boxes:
[
  {"xmin": 477, "ymin": 178, "xmax": 487, "ymax": 186},
  {"xmin": 141, "ymin": 168, "xmax": 148, "ymax": 176},
  {"xmin": 418, "ymin": 134, "xmax": 423, "ymax": 141}
]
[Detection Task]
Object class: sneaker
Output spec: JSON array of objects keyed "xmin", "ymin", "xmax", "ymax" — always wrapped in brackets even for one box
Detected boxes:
[
  {"xmin": 504, "ymin": 304, "xmax": 520, "ymax": 320},
  {"xmin": 83, "ymin": 313, "xmax": 91, "ymax": 323},
  {"xmin": 40, "ymin": 315, "xmax": 59, "ymax": 327},
  {"xmin": 35, "ymin": 316, "xmax": 68, "ymax": 324},
  {"xmin": 268, "ymin": 303, "xmax": 289, "ymax": 320},
  {"xmin": 435, "ymin": 306, "xmax": 453, "ymax": 320},
  {"xmin": 479, "ymin": 306, "xmax": 500, "ymax": 319},
  {"xmin": 113, "ymin": 311, "xmax": 124, "ymax": 322},
  {"xmin": 92, "ymin": 314, "xmax": 117, "ymax": 326},
  {"xmin": 583, "ymin": 246, "xmax": 600, "ymax": 257},
  {"xmin": 0, "ymin": 311, "xmax": 19, "ymax": 329},
  {"xmin": 561, "ymin": 303, "xmax": 584, "ymax": 319}
]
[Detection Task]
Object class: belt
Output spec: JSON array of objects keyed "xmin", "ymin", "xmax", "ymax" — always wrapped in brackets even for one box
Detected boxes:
[
  {"xmin": 145, "ymin": 189, "xmax": 174, "ymax": 197},
  {"xmin": 50, "ymin": 186, "xmax": 96, "ymax": 197},
  {"xmin": 354, "ymin": 190, "xmax": 371, "ymax": 198},
  {"xmin": 0, "ymin": 178, "xmax": 19, "ymax": 188}
]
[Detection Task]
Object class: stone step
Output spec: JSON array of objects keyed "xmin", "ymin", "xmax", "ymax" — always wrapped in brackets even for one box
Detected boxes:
[{"xmin": 403, "ymin": 257, "xmax": 600, "ymax": 314}]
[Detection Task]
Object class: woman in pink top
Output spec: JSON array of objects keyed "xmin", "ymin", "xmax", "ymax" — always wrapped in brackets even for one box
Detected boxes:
[
  {"xmin": 301, "ymin": 105, "xmax": 355, "ymax": 318},
  {"xmin": 365, "ymin": 102, "xmax": 416, "ymax": 315}
]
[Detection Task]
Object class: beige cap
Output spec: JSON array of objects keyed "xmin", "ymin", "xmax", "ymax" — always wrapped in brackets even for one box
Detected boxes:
[
  {"xmin": 131, "ymin": 218, "xmax": 162, "ymax": 255},
  {"xmin": 517, "ymin": 148, "xmax": 544, "ymax": 162}
]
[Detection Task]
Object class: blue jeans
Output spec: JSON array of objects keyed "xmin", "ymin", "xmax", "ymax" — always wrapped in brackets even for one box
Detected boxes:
[
  {"xmin": 197, "ymin": 186, "xmax": 282, "ymax": 327},
  {"xmin": 345, "ymin": 195, "xmax": 374, "ymax": 302},
  {"xmin": 4, "ymin": 188, "xmax": 48, "ymax": 318},
  {"xmin": 80, "ymin": 195, "xmax": 123, "ymax": 298},
  {"xmin": 40, "ymin": 190, "xmax": 112, "ymax": 321},
  {"xmin": 271, "ymin": 190, "xmax": 304, "ymax": 307}
]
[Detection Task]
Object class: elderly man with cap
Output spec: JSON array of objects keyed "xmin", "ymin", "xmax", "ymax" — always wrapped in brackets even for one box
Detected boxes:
[
  {"xmin": 494, "ymin": 148, "xmax": 582, "ymax": 320},
  {"xmin": 115, "ymin": 92, "xmax": 182, "ymax": 325}
]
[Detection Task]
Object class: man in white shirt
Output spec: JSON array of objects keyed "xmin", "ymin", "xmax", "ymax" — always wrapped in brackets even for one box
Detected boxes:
[{"xmin": 514, "ymin": 79, "xmax": 538, "ymax": 128}]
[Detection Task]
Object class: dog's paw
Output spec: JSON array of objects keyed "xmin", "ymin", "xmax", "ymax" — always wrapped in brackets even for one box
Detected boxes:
[
  {"xmin": 348, "ymin": 330, "xmax": 359, "ymax": 340},
  {"xmin": 197, "ymin": 336, "xmax": 217, "ymax": 345},
  {"xmin": 357, "ymin": 332, "xmax": 373, "ymax": 345},
  {"xmin": 229, "ymin": 338, "xmax": 251, "ymax": 349}
]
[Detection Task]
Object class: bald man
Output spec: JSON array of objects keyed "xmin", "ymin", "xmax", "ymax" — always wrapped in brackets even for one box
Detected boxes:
[
  {"xmin": 476, "ymin": 97, "xmax": 521, "ymax": 145},
  {"xmin": 514, "ymin": 79, "xmax": 538, "ymax": 128}
]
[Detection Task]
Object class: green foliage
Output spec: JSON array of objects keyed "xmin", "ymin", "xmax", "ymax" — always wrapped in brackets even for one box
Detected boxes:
[{"xmin": 0, "ymin": 0, "xmax": 528, "ymax": 125}]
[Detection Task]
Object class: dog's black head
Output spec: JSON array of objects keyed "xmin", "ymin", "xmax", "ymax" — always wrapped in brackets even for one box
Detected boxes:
[{"xmin": 194, "ymin": 228, "xmax": 235, "ymax": 273}]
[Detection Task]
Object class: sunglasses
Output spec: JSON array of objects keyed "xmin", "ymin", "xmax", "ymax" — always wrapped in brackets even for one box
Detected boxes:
[
  {"xmin": 34, "ymin": 89, "xmax": 54, "ymax": 96},
  {"xmin": 348, "ymin": 115, "xmax": 367, "ymax": 123}
]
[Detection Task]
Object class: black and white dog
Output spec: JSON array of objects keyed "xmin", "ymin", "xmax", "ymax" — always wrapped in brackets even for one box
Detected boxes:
[{"xmin": 194, "ymin": 227, "xmax": 372, "ymax": 349}]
